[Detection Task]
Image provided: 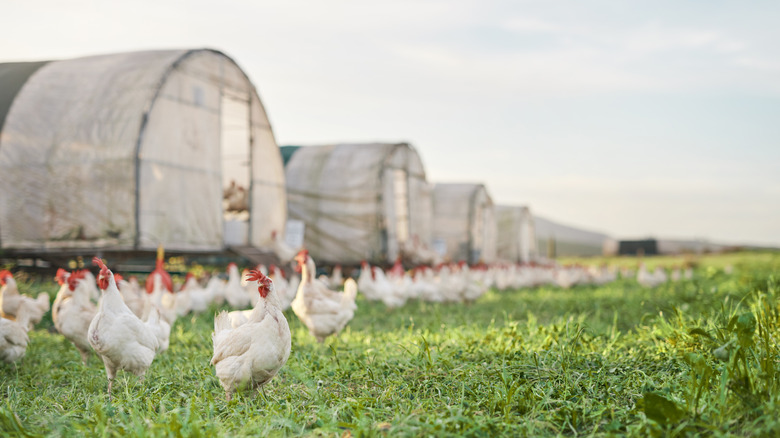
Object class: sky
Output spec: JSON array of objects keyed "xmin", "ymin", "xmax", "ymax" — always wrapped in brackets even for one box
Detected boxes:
[{"xmin": 3, "ymin": 0, "xmax": 780, "ymax": 247}]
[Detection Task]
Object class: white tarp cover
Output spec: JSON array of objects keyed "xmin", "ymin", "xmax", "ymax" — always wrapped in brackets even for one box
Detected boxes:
[
  {"xmin": 431, "ymin": 183, "xmax": 497, "ymax": 264},
  {"xmin": 285, "ymin": 143, "xmax": 431, "ymax": 265},
  {"xmin": 496, "ymin": 205, "xmax": 537, "ymax": 263},
  {"xmin": 0, "ymin": 49, "xmax": 285, "ymax": 252},
  {"xmin": 533, "ymin": 215, "xmax": 609, "ymax": 257}
]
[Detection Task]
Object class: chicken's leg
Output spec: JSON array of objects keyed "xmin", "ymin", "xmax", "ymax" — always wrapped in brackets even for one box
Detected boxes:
[
  {"xmin": 105, "ymin": 363, "xmax": 116, "ymax": 401},
  {"xmin": 78, "ymin": 349, "xmax": 89, "ymax": 366}
]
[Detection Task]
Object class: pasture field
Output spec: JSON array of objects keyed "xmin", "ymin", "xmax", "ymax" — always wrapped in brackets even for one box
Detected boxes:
[{"xmin": 1, "ymin": 251, "xmax": 779, "ymax": 437}]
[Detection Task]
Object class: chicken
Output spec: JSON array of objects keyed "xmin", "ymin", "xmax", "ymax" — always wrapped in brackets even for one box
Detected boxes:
[
  {"xmin": 224, "ymin": 263, "xmax": 251, "ymax": 309},
  {"xmin": 400, "ymin": 234, "xmax": 443, "ymax": 266},
  {"xmin": 79, "ymin": 269, "xmax": 101, "ymax": 304},
  {"xmin": 53, "ymin": 270, "xmax": 97, "ymax": 364},
  {"xmin": 637, "ymin": 263, "xmax": 667, "ymax": 288},
  {"xmin": 436, "ymin": 264, "xmax": 466, "ymax": 303},
  {"xmin": 267, "ymin": 264, "xmax": 296, "ymax": 311},
  {"xmin": 372, "ymin": 266, "xmax": 406, "ymax": 307},
  {"xmin": 117, "ymin": 275, "xmax": 145, "ymax": 318},
  {"xmin": 386, "ymin": 258, "xmax": 415, "ymax": 302},
  {"xmin": 144, "ymin": 246, "xmax": 173, "ymax": 296},
  {"xmin": 88, "ymin": 257, "xmax": 163, "ymax": 399},
  {"xmin": 141, "ymin": 297, "xmax": 171, "ymax": 354},
  {"xmin": 147, "ymin": 271, "xmax": 178, "ymax": 325},
  {"xmin": 0, "ymin": 300, "xmax": 36, "ymax": 363},
  {"xmin": 172, "ymin": 273, "xmax": 199, "ymax": 317},
  {"xmin": 461, "ymin": 263, "xmax": 489, "ymax": 303},
  {"xmin": 0, "ymin": 270, "xmax": 50, "ymax": 329},
  {"xmin": 326, "ymin": 265, "xmax": 343, "ymax": 288},
  {"xmin": 51, "ymin": 268, "xmax": 73, "ymax": 324},
  {"xmin": 211, "ymin": 269, "xmax": 291, "ymax": 401},
  {"xmin": 411, "ymin": 266, "xmax": 442, "ymax": 302},
  {"xmin": 226, "ymin": 308, "xmax": 254, "ymax": 329},
  {"xmin": 291, "ymin": 249, "xmax": 357, "ymax": 343},
  {"xmin": 356, "ymin": 261, "xmax": 381, "ymax": 301},
  {"xmin": 226, "ymin": 185, "xmax": 248, "ymax": 212},
  {"xmin": 190, "ymin": 274, "xmax": 223, "ymax": 313}
]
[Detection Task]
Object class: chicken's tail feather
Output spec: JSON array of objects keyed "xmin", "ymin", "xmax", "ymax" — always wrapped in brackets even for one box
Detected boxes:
[
  {"xmin": 214, "ymin": 311, "xmax": 231, "ymax": 333},
  {"xmin": 145, "ymin": 305, "xmax": 161, "ymax": 324},
  {"xmin": 35, "ymin": 293, "xmax": 51, "ymax": 312}
]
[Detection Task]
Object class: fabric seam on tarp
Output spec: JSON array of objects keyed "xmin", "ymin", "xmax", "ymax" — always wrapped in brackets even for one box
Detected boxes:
[{"xmin": 133, "ymin": 49, "xmax": 198, "ymax": 248}]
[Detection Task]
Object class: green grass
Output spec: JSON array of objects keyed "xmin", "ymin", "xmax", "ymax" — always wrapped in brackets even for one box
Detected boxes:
[{"xmin": 2, "ymin": 251, "xmax": 780, "ymax": 437}]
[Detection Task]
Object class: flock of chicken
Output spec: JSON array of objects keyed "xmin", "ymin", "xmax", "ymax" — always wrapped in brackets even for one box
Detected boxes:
[{"xmin": 1, "ymin": 250, "xmax": 696, "ymax": 400}]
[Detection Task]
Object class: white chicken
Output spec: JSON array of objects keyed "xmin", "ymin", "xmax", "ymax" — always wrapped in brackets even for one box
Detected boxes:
[
  {"xmin": 147, "ymin": 272, "xmax": 178, "ymax": 325},
  {"xmin": 141, "ymin": 297, "xmax": 171, "ymax": 354},
  {"xmin": 51, "ymin": 268, "xmax": 73, "ymax": 323},
  {"xmin": 461, "ymin": 264, "xmax": 489, "ymax": 303},
  {"xmin": 386, "ymin": 258, "xmax": 415, "ymax": 302},
  {"xmin": 357, "ymin": 261, "xmax": 381, "ymax": 301},
  {"xmin": 268, "ymin": 265, "xmax": 297, "ymax": 311},
  {"xmin": 78, "ymin": 269, "xmax": 101, "ymax": 304},
  {"xmin": 117, "ymin": 275, "xmax": 146, "ymax": 318},
  {"xmin": 171, "ymin": 273, "xmax": 195, "ymax": 317},
  {"xmin": 411, "ymin": 267, "xmax": 442, "ymax": 302},
  {"xmin": 373, "ymin": 267, "xmax": 406, "ymax": 308},
  {"xmin": 0, "ymin": 300, "xmax": 36, "ymax": 363},
  {"xmin": 52, "ymin": 270, "xmax": 97, "ymax": 364},
  {"xmin": 224, "ymin": 263, "xmax": 251, "ymax": 309},
  {"xmin": 637, "ymin": 263, "xmax": 667, "ymax": 288},
  {"xmin": 291, "ymin": 250, "xmax": 357, "ymax": 343},
  {"xmin": 437, "ymin": 264, "xmax": 466, "ymax": 303},
  {"xmin": 190, "ymin": 274, "xmax": 224, "ymax": 313},
  {"xmin": 0, "ymin": 270, "xmax": 50, "ymax": 329},
  {"xmin": 328, "ymin": 265, "xmax": 343, "ymax": 288},
  {"xmin": 88, "ymin": 257, "xmax": 165, "ymax": 399},
  {"xmin": 211, "ymin": 269, "xmax": 291, "ymax": 401}
]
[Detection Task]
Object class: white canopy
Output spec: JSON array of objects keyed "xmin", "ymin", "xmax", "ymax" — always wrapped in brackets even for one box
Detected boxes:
[
  {"xmin": 284, "ymin": 143, "xmax": 432, "ymax": 265},
  {"xmin": 431, "ymin": 183, "xmax": 497, "ymax": 264},
  {"xmin": 496, "ymin": 205, "xmax": 538, "ymax": 263},
  {"xmin": 534, "ymin": 215, "xmax": 610, "ymax": 257},
  {"xmin": 0, "ymin": 49, "xmax": 286, "ymax": 253}
]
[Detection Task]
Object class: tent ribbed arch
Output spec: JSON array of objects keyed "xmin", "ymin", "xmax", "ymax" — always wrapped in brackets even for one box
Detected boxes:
[
  {"xmin": 284, "ymin": 142, "xmax": 431, "ymax": 265},
  {"xmin": 431, "ymin": 183, "xmax": 497, "ymax": 264},
  {"xmin": 0, "ymin": 48, "xmax": 286, "ymax": 253}
]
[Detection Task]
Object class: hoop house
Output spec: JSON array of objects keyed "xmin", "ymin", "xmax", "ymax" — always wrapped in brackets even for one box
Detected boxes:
[
  {"xmin": 534, "ymin": 216, "xmax": 610, "ymax": 257},
  {"xmin": 284, "ymin": 143, "xmax": 432, "ymax": 265},
  {"xmin": 431, "ymin": 183, "xmax": 497, "ymax": 264},
  {"xmin": 0, "ymin": 49, "xmax": 286, "ymax": 254},
  {"xmin": 495, "ymin": 205, "xmax": 538, "ymax": 263}
]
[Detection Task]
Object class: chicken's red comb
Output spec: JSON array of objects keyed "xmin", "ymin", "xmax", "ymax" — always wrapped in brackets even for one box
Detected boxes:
[
  {"xmin": 55, "ymin": 268, "xmax": 68, "ymax": 284},
  {"xmin": 67, "ymin": 270, "xmax": 87, "ymax": 291},
  {"xmin": 246, "ymin": 269, "xmax": 272, "ymax": 298},
  {"xmin": 93, "ymin": 257, "xmax": 109, "ymax": 271},
  {"xmin": 295, "ymin": 249, "xmax": 309, "ymax": 261},
  {"xmin": 245, "ymin": 269, "xmax": 271, "ymax": 285},
  {"xmin": 0, "ymin": 270, "xmax": 13, "ymax": 280}
]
